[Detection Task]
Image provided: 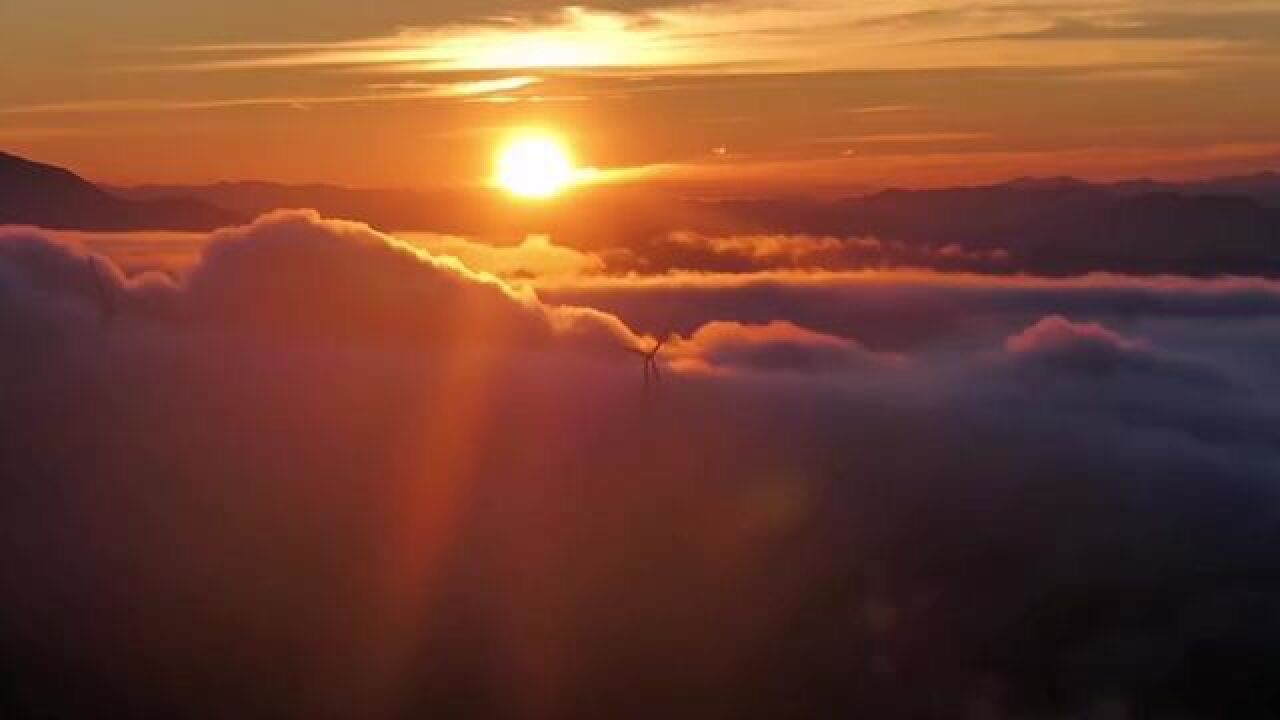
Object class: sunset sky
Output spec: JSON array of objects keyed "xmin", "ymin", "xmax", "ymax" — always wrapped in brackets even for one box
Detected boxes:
[
  {"xmin": 4, "ymin": 0, "xmax": 1280, "ymax": 189},
  {"xmin": 9, "ymin": 3, "xmax": 1280, "ymax": 718}
]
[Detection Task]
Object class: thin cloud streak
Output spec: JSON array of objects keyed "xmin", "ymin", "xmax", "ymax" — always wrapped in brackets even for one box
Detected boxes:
[
  {"xmin": 0, "ymin": 77, "xmax": 541, "ymax": 116},
  {"xmin": 531, "ymin": 267, "xmax": 1280, "ymax": 293},
  {"xmin": 128, "ymin": 1, "xmax": 1280, "ymax": 76},
  {"xmin": 800, "ymin": 132, "xmax": 994, "ymax": 145},
  {"xmin": 642, "ymin": 141, "xmax": 1280, "ymax": 190}
]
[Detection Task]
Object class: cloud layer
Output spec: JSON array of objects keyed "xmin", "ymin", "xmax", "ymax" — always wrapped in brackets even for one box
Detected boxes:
[{"xmin": 4, "ymin": 212, "xmax": 1280, "ymax": 718}]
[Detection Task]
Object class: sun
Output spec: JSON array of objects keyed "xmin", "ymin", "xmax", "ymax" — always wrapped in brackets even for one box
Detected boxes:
[{"xmin": 495, "ymin": 132, "xmax": 576, "ymax": 199}]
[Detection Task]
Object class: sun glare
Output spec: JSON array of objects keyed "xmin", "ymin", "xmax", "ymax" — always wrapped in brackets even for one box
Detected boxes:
[{"xmin": 495, "ymin": 133, "xmax": 576, "ymax": 199}]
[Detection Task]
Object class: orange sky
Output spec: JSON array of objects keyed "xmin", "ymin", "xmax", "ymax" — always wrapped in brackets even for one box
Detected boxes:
[{"xmin": 3, "ymin": 0, "xmax": 1279, "ymax": 190}]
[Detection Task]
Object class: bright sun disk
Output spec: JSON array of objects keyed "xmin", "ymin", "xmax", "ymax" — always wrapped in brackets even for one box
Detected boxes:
[{"xmin": 496, "ymin": 133, "xmax": 576, "ymax": 199}]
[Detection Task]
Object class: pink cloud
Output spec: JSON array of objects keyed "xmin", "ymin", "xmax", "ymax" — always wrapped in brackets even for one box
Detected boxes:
[
  {"xmin": 671, "ymin": 320, "xmax": 900, "ymax": 375},
  {"xmin": 1006, "ymin": 315, "xmax": 1148, "ymax": 355}
]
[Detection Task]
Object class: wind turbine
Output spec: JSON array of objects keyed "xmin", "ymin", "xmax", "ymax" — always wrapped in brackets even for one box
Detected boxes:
[
  {"xmin": 627, "ymin": 333, "xmax": 671, "ymax": 395},
  {"xmin": 87, "ymin": 257, "xmax": 117, "ymax": 325}
]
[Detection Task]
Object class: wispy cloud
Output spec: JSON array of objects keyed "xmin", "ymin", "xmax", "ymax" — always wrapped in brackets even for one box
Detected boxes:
[
  {"xmin": 801, "ymin": 132, "xmax": 993, "ymax": 146},
  {"xmin": 128, "ymin": 1, "xmax": 1280, "ymax": 78},
  {"xmin": 640, "ymin": 140, "xmax": 1280, "ymax": 191},
  {"xmin": 0, "ymin": 77, "xmax": 540, "ymax": 115},
  {"xmin": 841, "ymin": 104, "xmax": 923, "ymax": 115}
]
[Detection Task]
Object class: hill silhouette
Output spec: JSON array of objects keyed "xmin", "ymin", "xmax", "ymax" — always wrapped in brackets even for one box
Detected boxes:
[
  {"xmin": 0, "ymin": 151, "xmax": 243, "ymax": 231},
  {"xmin": 7, "ymin": 149, "xmax": 1280, "ymax": 276}
]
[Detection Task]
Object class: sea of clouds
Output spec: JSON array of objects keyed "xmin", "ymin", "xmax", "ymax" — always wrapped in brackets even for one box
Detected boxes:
[{"xmin": 4, "ymin": 211, "xmax": 1280, "ymax": 718}]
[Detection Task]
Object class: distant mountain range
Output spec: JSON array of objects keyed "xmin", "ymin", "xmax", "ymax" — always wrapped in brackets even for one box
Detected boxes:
[
  {"xmin": 997, "ymin": 173, "xmax": 1280, "ymax": 208},
  {"xmin": 3, "ymin": 149, "xmax": 1280, "ymax": 276},
  {"xmin": 705, "ymin": 181, "xmax": 1280, "ymax": 276},
  {"xmin": 0, "ymin": 151, "xmax": 243, "ymax": 231},
  {"xmin": 107, "ymin": 170, "xmax": 1280, "ymax": 232},
  {"xmin": 111, "ymin": 181, "xmax": 488, "ymax": 233},
  {"xmin": 1111, "ymin": 173, "xmax": 1280, "ymax": 207}
]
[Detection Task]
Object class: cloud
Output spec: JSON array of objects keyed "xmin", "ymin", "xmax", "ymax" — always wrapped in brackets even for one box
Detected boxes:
[
  {"xmin": 647, "ymin": 140, "xmax": 1280, "ymax": 193},
  {"xmin": 540, "ymin": 269, "xmax": 1280, "ymax": 354},
  {"xmin": 400, "ymin": 232, "xmax": 605, "ymax": 280},
  {"xmin": 184, "ymin": 210, "xmax": 550, "ymax": 343},
  {"xmin": 6, "ymin": 210, "xmax": 641, "ymax": 352},
  {"xmin": 800, "ymin": 131, "xmax": 993, "ymax": 146},
  {"xmin": 45, "ymin": 229, "xmax": 207, "ymax": 275},
  {"xmin": 5, "ymin": 212, "xmax": 1280, "ymax": 717},
  {"xmin": 0, "ymin": 77, "xmax": 542, "ymax": 116},
  {"xmin": 135, "ymin": 1, "xmax": 1280, "ymax": 77},
  {"xmin": 1000, "ymin": 316, "xmax": 1242, "ymax": 398},
  {"xmin": 670, "ymin": 320, "xmax": 900, "ymax": 374},
  {"xmin": 598, "ymin": 230, "xmax": 1016, "ymax": 275},
  {"xmin": 960, "ymin": 9, "xmax": 1280, "ymax": 49},
  {"xmin": 1006, "ymin": 313, "xmax": 1147, "ymax": 354}
]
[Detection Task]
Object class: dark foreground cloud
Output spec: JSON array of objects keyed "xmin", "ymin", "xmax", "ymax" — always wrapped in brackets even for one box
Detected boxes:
[{"xmin": 3, "ymin": 214, "xmax": 1280, "ymax": 719}]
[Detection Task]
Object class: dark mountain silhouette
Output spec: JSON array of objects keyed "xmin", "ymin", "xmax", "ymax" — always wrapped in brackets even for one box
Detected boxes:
[
  {"xmin": 112, "ymin": 181, "xmax": 464, "ymax": 230},
  {"xmin": 108, "ymin": 180, "xmax": 723, "ymax": 241},
  {"xmin": 112, "ymin": 170, "xmax": 1280, "ymax": 276},
  {"xmin": 110, "ymin": 171, "xmax": 1280, "ymax": 230},
  {"xmin": 1112, "ymin": 172, "xmax": 1280, "ymax": 208},
  {"xmin": 691, "ymin": 180, "xmax": 1280, "ymax": 276},
  {"xmin": 0, "ymin": 151, "xmax": 243, "ymax": 231},
  {"xmin": 951, "ymin": 172, "xmax": 1280, "ymax": 206},
  {"xmin": 12, "ymin": 148, "xmax": 1280, "ymax": 276}
]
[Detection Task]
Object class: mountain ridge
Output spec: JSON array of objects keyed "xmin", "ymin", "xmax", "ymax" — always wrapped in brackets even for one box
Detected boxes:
[
  {"xmin": 5, "ymin": 149, "xmax": 1280, "ymax": 276},
  {"xmin": 0, "ymin": 151, "xmax": 244, "ymax": 231}
]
